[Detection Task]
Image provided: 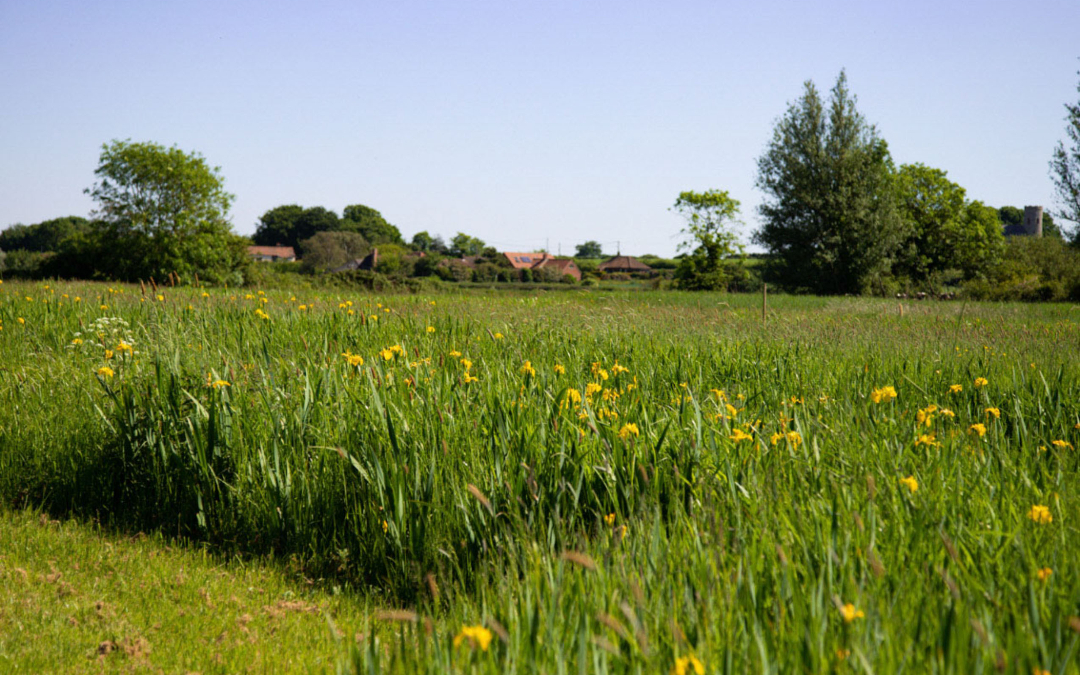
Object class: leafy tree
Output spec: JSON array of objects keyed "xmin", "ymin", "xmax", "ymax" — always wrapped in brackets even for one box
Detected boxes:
[
  {"xmin": 253, "ymin": 205, "xmax": 304, "ymax": 247},
  {"xmin": 0, "ymin": 216, "xmax": 90, "ymax": 253},
  {"xmin": 894, "ymin": 164, "xmax": 1004, "ymax": 282},
  {"xmin": 1050, "ymin": 67, "xmax": 1080, "ymax": 240},
  {"xmin": 85, "ymin": 139, "xmax": 247, "ymax": 284},
  {"xmin": 291, "ymin": 207, "xmax": 340, "ymax": 247},
  {"xmin": 671, "ymin": 190, "xmax": 743, "ymax": 291},
  {"xmin": 575, "ymin": 240, "xmax": 604, "ymax": 258},
  {"xmin": 298, "ymin": 230, "xmax": 370, "ymax": 273},
  {"xmin": 754, "ymin": 71, "xmax": 904, "ymax": 294},
  {"xmin": 342, "ymin": 204, "xmax": 403, "ymax": 245},
  {"xmin": 411, "ymin": 231, "xmax": 435, "ymax": 251},
  {"xmin": 450, "ymin": 232, "xmax": 485, "ymax": 257}
]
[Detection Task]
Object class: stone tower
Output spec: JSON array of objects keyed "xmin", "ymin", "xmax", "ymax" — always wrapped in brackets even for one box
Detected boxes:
[{"xmin": 1022, "ymin": 206, "xmax": 1043, "ymax": 237}]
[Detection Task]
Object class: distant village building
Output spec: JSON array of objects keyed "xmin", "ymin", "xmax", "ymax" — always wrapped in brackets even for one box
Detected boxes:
[
  {"xmin": 247, "ymin": 245, "xmax": 296, "ymax": 262},
  {"xmin": 1004, "ymin": 206, "xmax": 1043, "ymax": 237},
  {"xmin": 501, "ymin": 252, "xmax": 582, "ymax": 281},
  {"xmin": 598, "ymin": 255, "xmax": 652, "ymax": 274}
]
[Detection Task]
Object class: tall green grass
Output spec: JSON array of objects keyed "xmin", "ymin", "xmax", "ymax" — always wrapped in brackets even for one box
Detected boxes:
[{"xmin": 1, "ymin": 281, "xmax": 1079, "ymax": 672}]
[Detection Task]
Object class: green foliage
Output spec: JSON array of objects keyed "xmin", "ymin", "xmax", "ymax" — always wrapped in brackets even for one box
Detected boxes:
[
  {"xmin": 671, "ymin": 189, "xmax": 742, "ymax": 291},
  {"xmin": 964, "ymin": 235, "xmax": 1080, "ymax": 301},
  {"xmin": 252, "ymin": 204, "xmax": 305, "ymax": 247},
  {"xmin": 574, "ymin": 240, "xmax": 604, "ymax": 258},
  {"xmin": 3, "ymin": 282, "xmax": 1080, "ymax": 672},
  {"xmin": 1050, "ymin": 67, "xmax": 1080, "ymax": 236},
  {"xmin": 894, "ymin": 164, "xmax": 1004, "ymax": 284},
  {"xmin": 342, "ymin": 204, "xmax": 403, "ymax": 245},
  {"xmin": 84, "ymin": 139, "xmax": 247, "ymax": 285},
  {"xmin": 450, "ymin": 232, "xmax": 486, "ymax": 257},
  {"xmin": 411, "ymin": 230, "xmax": 435, "ymax": 251},
  {"xmin": 298, "ymin": 230, "xmax": 371, "ymax": 273},
  {"xmin": 755, "ymin": 71, "xmax": 904, "ymax": 294},
  {"xmin": 0, "ymin": 216, "xmax": 89, "ymax": 253}
]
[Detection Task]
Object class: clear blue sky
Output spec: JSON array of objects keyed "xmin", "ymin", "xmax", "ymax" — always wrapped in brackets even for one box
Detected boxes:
[{"xmin": 2, "ymin": 0, "xmax": 1077, "ymax": 256}]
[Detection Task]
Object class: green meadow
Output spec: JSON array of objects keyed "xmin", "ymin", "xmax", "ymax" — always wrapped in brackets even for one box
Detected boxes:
[{"xmin": 1, "ymin": 280, "xmax": 1079, "ymax": 673}]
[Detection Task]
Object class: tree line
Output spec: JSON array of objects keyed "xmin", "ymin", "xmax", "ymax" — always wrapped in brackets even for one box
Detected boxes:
[{"xmin": 2, "ymin": 67, "xmax": 1079, "ymax": 299}]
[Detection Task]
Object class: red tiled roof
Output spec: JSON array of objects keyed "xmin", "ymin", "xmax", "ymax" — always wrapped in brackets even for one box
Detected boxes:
[
  {"xmin": 502, "ymin": 252, "xmax": 553, "ymax": 270},
  {"xmin": 598, "ymin": 255, "xmax": 651, "ymax": 272},
  {"xmin": 247, "ymin": 246, "xmax": 296, "ymax": 258}
]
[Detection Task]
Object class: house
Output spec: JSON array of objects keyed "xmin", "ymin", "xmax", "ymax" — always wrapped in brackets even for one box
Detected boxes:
[
  {"xmin": 247, "ymin": 245, "xmax": 296, "ymax": 262},
  {"xmin": 532, "ymin": 256, "xmax": 582, "ymax": 281},
  {"xmin": 501, "ymin": 252, "xmax": 582, "ymax": 281},
  {"xmin": 598, "ymin": 255, "xmax": 652, "ymax": 274}
]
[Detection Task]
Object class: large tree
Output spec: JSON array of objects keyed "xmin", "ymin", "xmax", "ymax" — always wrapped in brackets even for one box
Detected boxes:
[
  {"xmin": 449, "ymin": 232, "xmax": 485, "ymax": 257},
  {"xmin": 85, "ymin": 139, "xmax": 247, "ymax": 284},
  {"xmin": 671, "ymin": 189, "xmax": 743, "ymax": 291},
  {"xmin": 1050, "ymin": 67, "xmax": 1080, "ymax": 241},
  {"xmin": 298, "ymin": 230, "xmax": 370, "ymax": 273},
  {"xmin": 575, "ymin": 240, "xmax": 604, "ymax": 258},
  {"xmin": 894, "ymin": 164, "xmax": 1004, "ymax": 282},
  {"xmin": 252, "ymin": 204, "xmax": 304, "ymax": 247},
  {"xmin": 754, "ymin": 71, "xmax": 904, "ymax": 294},
  {"xmin": 342, "ymin": 204, "xmax": 403, "ymax": 245}
]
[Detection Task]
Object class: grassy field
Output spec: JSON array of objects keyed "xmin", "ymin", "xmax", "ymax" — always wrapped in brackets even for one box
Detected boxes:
[{"xmin": 1, "ymin": 279, "xmax": 1079, "ymax": 673}]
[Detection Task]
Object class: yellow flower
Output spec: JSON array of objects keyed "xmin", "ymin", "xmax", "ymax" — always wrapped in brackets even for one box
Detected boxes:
[
  {"xmin": 382, "ymin": 519, "xmax": 389, "ymax": 533},
  {"xmin": 156, "ymin": 294, "xmax": 164, "ymax": 302},
  {"xmin": 618, "ymin": 423, "xmax": 640, "ymax": 440},
  {"xmin": 449, "ymin": 350, "xmax": 462, "ymax": 358},
  {"xmin": 974, "ymin": 377, "xmax": 988, "ymax": 388},
  {"xmin": 585, "ymin": 382, "xmax": 603, "ymax": 397},
  {"xmin": 611, "ymin": 362, "xmax": 629, "ymax": 376},
  {"xmin": 380, "ymin": 349, "xmax": 395, "ymax": 361},
  {"xmin": 116, "ymin": 341, "xmax": 133, "ymax": 354},
  {"xmin": 836, "ymin": 648, "xmax": 851, "ymax": 660},
  {"xmin": 100, "ymin": 304, "xmax": 108, "ymax": 310},
  {"xmin": 463, "ymin": 373, "xmax": 479, "ymax": 384},
  {"xmin": 71, "ymin": 338, "xmax": 83, "ymax": 345},
  {"xmin": 1027, "ymin": 505, "xmax": 1053, "ymax": 524},
  {"xmin": 725, "ymin": 403, "xmax": 738, "ymax": 418},
  {"xmin": 770, "ymin": 432, "xmax": 784, "ymax": 446},
  {"xmin": 969, "ymin": 423, "xmax": 986, "ymax": 437},
  {"xmin": 426, "ymin": 326, "xmax": 436, "ymax": 333},
  {"xmin": 210, "ymin": 379, "xmax": 230, "ymax": 389},
  {"xmin": 916, "ymin": 404, "xmax": 937, "ymax": 426},
  {"xmin": 460, "ymin": 358, "xmax": 472, "ymax": 370},
  {"xmin": 1037, "ymin": 567, "xmax": 1053, "ymax": 581},
  {"xmin": 520, "ymin": 361, "xmax": 536, "ymax": 377},
  {"xmin": 453, "ymin": 625, "xmax": 493, "ymax": 651},
  {"xmin": 1051, "ymin": 440, "xmax": 1073, "ymax": 450},
  {"xmin": 949, "ymin": 384, "xmax": 963, "ymax": 394},
  {"xmin": 984, "ymin": 407, "xmax": 1000, "ymax": 419},
  {"xmin": 710, "ymin": 388, "xmax": 726, "ymax": 401},
  {"xmin": 563, "ymin": 388, "xmax": 582, "ymax": 406},
  {"xmin": 870, "ymin": 386, "xmax": 897, "ymax": 404},
  {"xmin": 342, "ymin": 352, "xmax": 364, "ymax": 367},
  {"xmin": 899, "ymin": 475, "xmax": 918, "ymax": 493},
  {"xmin": 786, "ymin": 431, "xmax": 802, "ymax": 448},
  {"xmin": 97, "ymin": 366, "xmax": 114, "ymax": 379},
  {"xmin": 201, "ymin": 292, "xmax": 210, "ymax": 298},
  {"xmin": 671, "ymin": 655, "xmax": 705, "ymax": 675},
  {"xmin": 915, "ymin": 433, "xmax": 939, "ymax": 448},
  {"xmin": 493, "ymin": 332, "xmax": 504, "ymax": 340},
  {"xmin": 938, "ymin": 408, "xmax": 955, "ymax": 418},
  {"xmin": 104, "ymin": 349, "xmax": 114, "ymax": 360},
  {"xmin": 17, "ymin": 317, "xmax": 25, "ymax": 325},
  {"xmin": 553, "ymin": 363, "xmax": 565, "ymax": 375},
  {"xmin": 254, "ymin": 308, "xmax": 270, "ymax": 320},
  {"xmin": 604, "ymin": 513, "xmax": 616, "ymax": 526},
  {"xmin": 839, "ymin": 603, "xmax": 865, "ymax": 623},
  {"xmin": 729, "ymin": 428, "xmax": 753, "ymax": 443}
]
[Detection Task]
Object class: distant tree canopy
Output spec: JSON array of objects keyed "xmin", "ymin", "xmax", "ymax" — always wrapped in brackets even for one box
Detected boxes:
[
  {"xmin": 449, "ymin": 232, "xmax": 486, "ymax": 257},
  {"xmin": 575, "ymin": 240, "xmax": 604, "ymax": 258},
  {"xmin": 298, "ymin": 230, "xmax": 370, "ymax": 273},
  {"xmin": 894, "ymin": 164, "xmax": 1004, "ymax": 283},
  {"xmin": 0, "ymin": 216, "xmax": 90, "ymax": 253},
  {"xmin": 341, "ymin": 204, "xmax": 403, "ymax": 245},
  {"xmin": 754, "ymin": 71, "xmax": 904, "ymax": 294},
  {"xmin": 253, "ymin": 203, "xmax": 401, "ymax": 249}
]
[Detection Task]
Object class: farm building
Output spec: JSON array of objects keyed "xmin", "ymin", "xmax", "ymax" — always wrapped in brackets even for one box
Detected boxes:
[
  {"xmin": 502, "ymin": 252, "xmax": 582, "ymax": 281},
  {"xmin": 598, "ymin": 255, "xmax": 652, "ymax": 274},
  {"xmin": 247, "ymin": 245, "xmax": 296, "ymax": 262}
]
